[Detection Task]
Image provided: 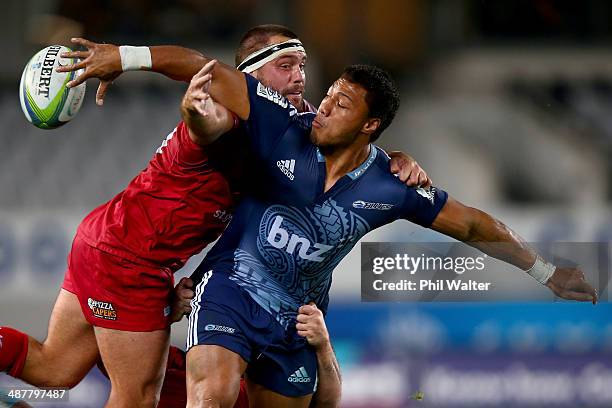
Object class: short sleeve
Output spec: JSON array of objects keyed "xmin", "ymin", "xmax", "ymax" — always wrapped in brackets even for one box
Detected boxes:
[
  {"xmin": 243, "ymin": 74, "xmax": 299, "ymax": 159},
  {"xmin": 173, "ymin": 121, "xmax": 211, "ymax": 166},
  {"xmin": 401, "ymin": 186, "xmax": 448, "ymax": 227},
  {"xmin": 152, "ymin": 121, "xmax": 215, "ymax": 170}
]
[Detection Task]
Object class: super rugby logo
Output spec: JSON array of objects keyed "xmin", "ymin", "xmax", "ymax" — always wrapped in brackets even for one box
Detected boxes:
[
  {"xmin": 352, "ymin": 200, "xmax": 394, "ymax": 210},
  {"xmin": 87, "ymin": 298, "xmax": 118, "ymax": 321},
  {"xmin": 267, "ymin": 215, "xmax": 333, "ymax": 262}
]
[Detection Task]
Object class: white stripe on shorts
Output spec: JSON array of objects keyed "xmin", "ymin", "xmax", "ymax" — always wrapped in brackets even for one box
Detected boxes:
[
  {"xmin": 187, "ymin": 270, "xmax": 212, "ymax": 350},
  {"xmin": 186, "ymin": 279, "xmax": 202, "ymax": 350}
]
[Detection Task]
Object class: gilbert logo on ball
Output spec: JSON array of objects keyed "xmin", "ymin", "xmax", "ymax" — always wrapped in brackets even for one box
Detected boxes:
[{"xmin": 19, "ymin": 45, "xmax": 86, "ymax": 129}]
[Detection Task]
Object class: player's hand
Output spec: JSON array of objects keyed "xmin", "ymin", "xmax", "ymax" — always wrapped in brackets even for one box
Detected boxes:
[
  {"xmin": 296, "ymin": 302, "xmax": 331, "ymax": 350},
  {"xmin": 169, "ymin": 277, "xmax": 195, "ymax": 323},
  {"xmin": 182, "ymin": 59, "xmax": 217, "ymax": 118},
  {"xmin": 388, "ymin": 151, "xmax": 432, "ymax": 188},
  {"xmin": 546, "ymin": 267, "xmax": 598, "ymax": 304},
  {"xmin": 56, "ymin": 37, "xmax": 122, "ymax": 106}
]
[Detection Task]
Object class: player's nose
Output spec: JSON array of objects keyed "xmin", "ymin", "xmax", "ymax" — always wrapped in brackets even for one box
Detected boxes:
[
  {"xmin": 318, "ymin": 99, "xmax": 331, "ymax": 116},
  {"xmin": 292, "ymin": 66, "xmax": 305, "ymax": 84}
]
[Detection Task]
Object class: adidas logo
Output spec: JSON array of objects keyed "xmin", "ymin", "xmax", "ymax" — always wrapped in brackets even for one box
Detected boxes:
[
  {"xmin": 277, "ymin": 159, "xmax": 295, "ymax": 180},
  {"xmin": 288, "ymin": 366, "xmax": 311, "ymax": 383}
]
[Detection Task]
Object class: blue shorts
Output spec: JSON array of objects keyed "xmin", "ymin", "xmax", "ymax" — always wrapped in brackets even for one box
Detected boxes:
[{"xmin": 186, "ymin": 270, "xmax": 317, "ymax": 397}]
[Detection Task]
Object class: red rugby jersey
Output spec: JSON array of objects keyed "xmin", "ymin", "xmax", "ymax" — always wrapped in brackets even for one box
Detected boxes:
[{"xmin": 77, "ymin": 121, "xmax": 234, "ymax": 271}]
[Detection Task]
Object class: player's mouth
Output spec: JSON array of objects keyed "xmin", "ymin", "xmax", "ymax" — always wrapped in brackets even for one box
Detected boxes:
[
  {"xmin": 312, "ymin": 117, "xmax": 324, "ymax": 128},
  {"xmin": 285, "ymin": 86, "xmax": 304, "ymax": 97}
]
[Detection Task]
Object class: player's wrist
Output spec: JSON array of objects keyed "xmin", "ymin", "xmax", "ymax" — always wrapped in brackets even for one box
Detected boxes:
[
  {"xmin": 118, "ymin": 46, "xmax": 152, "ymax": 72},
  {"xmin": 526, "ymin": 255, "xmax": 556, "ymax": 284},
  {"xmin": 313, "ymin": 336, "xmax": 332, "ymax": 353}
]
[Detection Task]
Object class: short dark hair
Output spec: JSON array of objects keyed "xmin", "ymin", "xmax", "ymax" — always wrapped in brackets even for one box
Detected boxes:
[
  {"xmin": 235, "ymin": 24, "xmax": 299, "ymax": 67},
  {"xmin": 341, "ymin": 65, "xmax": 400, "ymax": 142}
]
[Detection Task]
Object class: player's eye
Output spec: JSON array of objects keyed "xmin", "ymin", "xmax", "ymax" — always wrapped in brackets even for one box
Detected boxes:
[{"xmin": 280, "ymin": 64, "xmax": 290, "ymax": 69}]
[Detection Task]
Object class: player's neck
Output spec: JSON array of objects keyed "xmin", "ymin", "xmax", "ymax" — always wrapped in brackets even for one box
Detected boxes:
[
  {"xmin": 296, "ymin": 99, "xmax": 306, "ymax": 112},
  {"xmin": 321, "ymin": 143, "xmax": 371, "ymax": 192}
]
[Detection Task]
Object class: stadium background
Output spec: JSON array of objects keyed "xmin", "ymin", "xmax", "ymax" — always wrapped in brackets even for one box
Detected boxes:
[{"xmin": 2, "ymin": 0, "xmax": 612, "ymax": 406}]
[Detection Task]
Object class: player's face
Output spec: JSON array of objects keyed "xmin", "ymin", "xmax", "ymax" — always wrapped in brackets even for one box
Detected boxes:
[
  {"xmin": 310, "ymin": 78, "xmax": 374, "ymax": 147},
  {"xmin": 252, "ymin": 36, "xmax": 307, "ymax": 110}
]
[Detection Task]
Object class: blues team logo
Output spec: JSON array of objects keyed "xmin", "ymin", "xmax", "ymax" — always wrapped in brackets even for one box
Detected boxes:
[
  {"xmin": 352, "ymin": 200, "xmax": 394, "ymax": 210},
  {"xmin": 204, "ymin": 324, "xmax": 236, "ymax": 334}
]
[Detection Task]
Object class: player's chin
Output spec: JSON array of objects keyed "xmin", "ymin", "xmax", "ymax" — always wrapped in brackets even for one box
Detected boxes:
[
  {"xmin": 287, "ymin": 94, "xmax": 303, "ymax": 109},
  {"xmin": 310, "ymin": 128, "xmax": 323, "ymax": 146}
]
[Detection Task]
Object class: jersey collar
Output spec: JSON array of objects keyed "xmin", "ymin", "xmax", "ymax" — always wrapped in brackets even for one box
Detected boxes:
[
  {"xmin": 348, "ymin": 145, "xmax": 377, "ymax": 180},
  {"xmin": 315, "ymin": 144, "xmax": 377, "ymax": 180}
]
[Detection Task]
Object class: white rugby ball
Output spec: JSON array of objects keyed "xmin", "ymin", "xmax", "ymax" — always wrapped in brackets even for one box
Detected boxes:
[{"xmin": 19, "ymin": 45, "xmax": 86, "ymax": 129}]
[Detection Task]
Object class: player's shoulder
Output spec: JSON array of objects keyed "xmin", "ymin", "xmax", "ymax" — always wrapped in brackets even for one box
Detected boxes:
[
  {"xmin": 357, "ymin": 146, "xmax": 411, "ymax": 197},
  {"xmin": 366, "ymin": 146, "xmax": 448, "ymax": 221},
  {"xmin": 369, "ymin": 145, "xmax": 444, "ymax": 200},
  {"xmin": 369, "ymin": 146, "xmax": 404, "ymax": 186}
]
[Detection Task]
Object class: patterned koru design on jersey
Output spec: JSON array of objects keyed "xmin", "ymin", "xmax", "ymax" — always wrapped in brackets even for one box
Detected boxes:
[{"xmin": 230, "ymin": 198, "xmax": 369, "ymax": 328}]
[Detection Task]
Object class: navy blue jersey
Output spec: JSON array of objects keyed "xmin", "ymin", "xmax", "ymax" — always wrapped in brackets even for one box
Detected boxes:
[{"xmin": 195, "ymin": 75, "xmax": 448, "ymax": 329}]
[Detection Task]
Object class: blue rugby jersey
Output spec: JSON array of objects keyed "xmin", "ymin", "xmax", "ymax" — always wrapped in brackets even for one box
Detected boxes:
[{"xmin": 195, "ymin": 75, "xmax": 448, "ymax": 328}]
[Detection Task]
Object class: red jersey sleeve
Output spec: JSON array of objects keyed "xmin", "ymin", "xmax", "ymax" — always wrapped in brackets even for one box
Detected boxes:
[{"xmin": 172, "ymin": 121, "xmax": 210, "ymax": 167}]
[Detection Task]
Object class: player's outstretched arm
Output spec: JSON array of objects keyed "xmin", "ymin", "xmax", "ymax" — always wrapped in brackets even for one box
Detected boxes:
[
  {"xmin": 58, "ymin": 38, "xmax": 237, "ymax": 107},
  {"xmin": 58, "ymin": 38, "xmax": 206, "ymax": 105},
  {"xmin": 296, "ymin": 303, "xmax": 342, "ymax": 408},
  {"xmin": 430, "ymin": 197, "xmax": 598, "ymax": 304}
]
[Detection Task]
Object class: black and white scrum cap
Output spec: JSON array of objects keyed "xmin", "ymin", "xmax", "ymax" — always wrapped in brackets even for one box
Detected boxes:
[{"xmin": 237, "ymin": 39, "xmax": 306, "ymax": 73}]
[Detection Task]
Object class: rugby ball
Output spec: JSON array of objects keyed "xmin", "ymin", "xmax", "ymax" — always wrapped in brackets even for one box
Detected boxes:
[{"xmin": 19, "ymin": 45, "xmax": 86, "ymax": 129}]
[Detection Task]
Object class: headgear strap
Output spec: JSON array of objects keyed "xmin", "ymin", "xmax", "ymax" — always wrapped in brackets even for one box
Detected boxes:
[{"xmin": 237, "ymin": 39, "xmax": 306, "ymax": 73}]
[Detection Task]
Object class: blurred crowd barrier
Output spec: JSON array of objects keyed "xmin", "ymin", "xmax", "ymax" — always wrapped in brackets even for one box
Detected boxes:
[{"xmin": 328, "ymin": 302, "xmax": 612, "ymax": 408}]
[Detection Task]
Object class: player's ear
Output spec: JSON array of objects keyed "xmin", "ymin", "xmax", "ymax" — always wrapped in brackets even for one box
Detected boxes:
[{"xmin": 361, "ymin": 118, "xmax": 380, "ymax": 137}]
